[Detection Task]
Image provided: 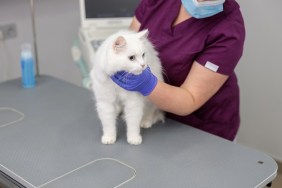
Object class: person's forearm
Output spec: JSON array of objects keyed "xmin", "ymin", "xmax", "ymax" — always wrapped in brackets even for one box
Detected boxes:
[
  {"xmin": 148, "ymin": 81, "xmax": 198, "ymax": 116},
  {"xmin": 129, "ymin": 16, "xmax": 141, "ymax": 31}
]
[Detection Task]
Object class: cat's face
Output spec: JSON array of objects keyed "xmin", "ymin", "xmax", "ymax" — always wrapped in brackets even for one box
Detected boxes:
[{"xmin": 111, "ymin": 30, "xmax": 149, "ymax": 75}]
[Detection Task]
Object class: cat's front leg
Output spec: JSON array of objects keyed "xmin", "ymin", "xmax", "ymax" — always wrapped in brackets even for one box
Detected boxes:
[
  {"xmin": 124, "ymin": 100, "xmax": 144, "ymax": 145},
  {"xmin": 96, "ymin": 102, "xmax": 117, "ymax": 144}
]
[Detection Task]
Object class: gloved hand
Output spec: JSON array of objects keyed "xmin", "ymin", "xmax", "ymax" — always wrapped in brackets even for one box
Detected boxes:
[{"xmin": 111, "ymin": 67, "xmax": 158, "ymax": 96}]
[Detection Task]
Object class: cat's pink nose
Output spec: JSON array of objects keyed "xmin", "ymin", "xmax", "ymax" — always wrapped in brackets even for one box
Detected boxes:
[{"xmin": 141, "ymin": 64, "xmax": 145, "ymax": 68}]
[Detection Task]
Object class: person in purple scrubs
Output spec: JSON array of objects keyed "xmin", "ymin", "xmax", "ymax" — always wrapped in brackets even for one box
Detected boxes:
[{"xmin": 111, "ymin": 0, "xmax": 245, "ymax": 141}]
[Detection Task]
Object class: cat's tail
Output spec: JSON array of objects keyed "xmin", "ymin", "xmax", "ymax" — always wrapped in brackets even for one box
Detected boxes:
[{"xmin": 152, "ymin": 110, "xmax": 165, "ymax": 124}]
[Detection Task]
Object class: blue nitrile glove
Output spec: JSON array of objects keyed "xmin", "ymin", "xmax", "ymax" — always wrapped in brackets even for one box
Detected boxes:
[{"xmin": 111, "ymin": 67, "xmax": 158, "ymax": 96}]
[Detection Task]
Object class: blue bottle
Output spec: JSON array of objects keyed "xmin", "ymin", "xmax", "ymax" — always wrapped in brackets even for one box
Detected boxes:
[{"xmin": 20, "ymin": 43, "xmax": 36, "ymax": 88}]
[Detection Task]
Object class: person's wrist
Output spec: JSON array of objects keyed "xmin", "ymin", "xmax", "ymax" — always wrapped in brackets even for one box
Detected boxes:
[{"xmin": 140, "ymin": 73, "xmax": 158, "ymax": 96}]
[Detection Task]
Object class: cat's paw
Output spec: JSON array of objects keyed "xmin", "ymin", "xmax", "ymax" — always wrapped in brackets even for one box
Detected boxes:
[
  {"xmin": 140, "ymin": 120, "xmax": 153, "ymax": 129},
  {"xmin": 127, "ymin": 135, "xmax": 142, "ymax": 145},
  {"xmin": 101, "ymin": 135, "xmax": 116, "ymax": 144}
]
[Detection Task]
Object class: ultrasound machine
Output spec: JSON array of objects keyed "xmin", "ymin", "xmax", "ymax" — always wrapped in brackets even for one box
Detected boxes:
[{"xmin": 76, "ymin": 0, "xmax": 140, "ymax": 80}]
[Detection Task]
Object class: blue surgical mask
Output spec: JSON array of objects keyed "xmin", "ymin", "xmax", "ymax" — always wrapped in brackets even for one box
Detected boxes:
[{"xmin": 181, "ymin": 0, "xmax": 225, "ymax": 19}]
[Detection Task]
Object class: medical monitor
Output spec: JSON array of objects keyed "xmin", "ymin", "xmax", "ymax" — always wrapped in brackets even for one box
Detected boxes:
[{"xmin": 79, "ymin": 0, "xmax": 140, "ymax": 29}]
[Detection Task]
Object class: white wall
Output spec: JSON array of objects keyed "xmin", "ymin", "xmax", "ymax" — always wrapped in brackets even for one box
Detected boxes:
[
  {"xmin": 236, "ymin": 0, "xmax": 282, "ymax": 161},
  {"xmin": 0, "ymin": 0, "xmax": 281, "ymax": 160},
  {"xmin": 0, "ymin": 0, "xmax": 33, "ymax": 81},
  {"xmin": 0, "ymin": 0, "xmax": 82, "ymax": 86}
]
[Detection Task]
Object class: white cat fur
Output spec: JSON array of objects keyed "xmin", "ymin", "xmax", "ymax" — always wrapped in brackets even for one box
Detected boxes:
[{"xmin": 90, "ymin": 29, "xmax": 164, "ymax": 145}]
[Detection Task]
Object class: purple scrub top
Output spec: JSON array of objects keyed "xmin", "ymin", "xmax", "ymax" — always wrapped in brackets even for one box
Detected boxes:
[{"xmin": 135, "ymin": 0, "xmax": 245, "ymax": 141}]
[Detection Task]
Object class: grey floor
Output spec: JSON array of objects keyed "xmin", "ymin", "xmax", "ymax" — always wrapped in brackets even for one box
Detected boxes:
[{"xmin": 271, "ymin": 173, "xmax": 282, "ymax": 188}]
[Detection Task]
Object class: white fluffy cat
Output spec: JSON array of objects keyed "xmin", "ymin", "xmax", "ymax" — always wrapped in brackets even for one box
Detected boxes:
[{"xmin": 90, "ymin": 29, "xmax": 164, "ymax": 145}]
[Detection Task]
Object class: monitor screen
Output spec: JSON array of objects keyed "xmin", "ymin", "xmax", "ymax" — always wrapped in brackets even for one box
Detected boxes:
[{"xmin": 85, "ymin": 0, "xmax": 140, "ymax": 18}]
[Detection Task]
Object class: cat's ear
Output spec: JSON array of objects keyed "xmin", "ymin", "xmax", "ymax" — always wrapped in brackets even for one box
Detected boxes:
[
  {"xmin": 137, "ymin": 29, "xmax": 149, "ymax": 39},
  {"xmin": 113, "ymin": 36, "xmax": 127, "ymax": 52}
]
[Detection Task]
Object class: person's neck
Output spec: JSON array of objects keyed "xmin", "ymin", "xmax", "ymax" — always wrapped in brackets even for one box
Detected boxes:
[{"xmin": 173, "ymin": 5, "xmax": 192, "ymax": 26}]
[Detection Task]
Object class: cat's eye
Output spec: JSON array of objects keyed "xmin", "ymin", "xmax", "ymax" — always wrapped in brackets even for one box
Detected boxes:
[
  {"xmin": 142, "ymin": 53, "xmax": 145, "ymax": 58},
  {"xmin": 129, "ymin": 55, "xmax": 135, "ymax": 61}
]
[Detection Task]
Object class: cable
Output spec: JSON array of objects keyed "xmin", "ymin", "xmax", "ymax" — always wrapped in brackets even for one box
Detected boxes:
[
  {"xmin": 0, "ymin": 30, "xmax": 4, "ymax": 41},
  {"xmin": 0, "ymin": 37, "xmax": 10, "ymax": 82}
]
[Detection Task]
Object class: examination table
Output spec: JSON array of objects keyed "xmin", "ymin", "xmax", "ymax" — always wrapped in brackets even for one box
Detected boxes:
[{"xmin": 0, "ymin": 76, "xmax": 277, "ymax": 188}]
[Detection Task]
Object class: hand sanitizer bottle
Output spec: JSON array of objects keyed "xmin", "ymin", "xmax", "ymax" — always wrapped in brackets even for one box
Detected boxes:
[{"xmin": 20, "ymin": 43, "xmax": 36, "ymax": 88}]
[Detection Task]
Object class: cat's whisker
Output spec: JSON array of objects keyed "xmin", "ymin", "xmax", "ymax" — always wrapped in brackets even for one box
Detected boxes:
[
  {"xmin": 115, "ymin": 72, "xmax": 130, "ymax": 83},
  {"xmin": 124, "ymin": 73, "xmax": 131, "ymax": 84}
]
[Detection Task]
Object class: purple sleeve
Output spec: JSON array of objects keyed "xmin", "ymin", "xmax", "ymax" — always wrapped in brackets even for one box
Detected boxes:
[
  {"xmin": 196, "ymin": 16, "xmax": 245, "ymax": 75},
  {"xmin": 135, "ymin": 0, "xmax": 150, "ymax": 23}
]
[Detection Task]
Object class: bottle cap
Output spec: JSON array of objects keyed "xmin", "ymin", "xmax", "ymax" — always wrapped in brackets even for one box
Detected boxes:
[{"xmin": 21, "ymin": 43, "xmax": 33, "ymax": 58}]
